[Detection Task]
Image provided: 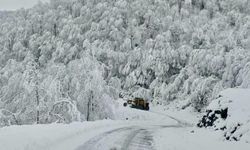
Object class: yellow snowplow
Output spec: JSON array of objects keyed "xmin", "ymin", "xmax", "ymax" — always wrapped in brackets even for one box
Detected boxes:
[{"xmin": 124, "ymin": 97, "xmax": 149, "ymax": 111}]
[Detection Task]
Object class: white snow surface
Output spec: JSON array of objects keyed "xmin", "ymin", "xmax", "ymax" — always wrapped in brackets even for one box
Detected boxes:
[
  {"xmin": 207, "ymin": 88, "xmax": 250, "ymax": 143},
  {"xmin": 0, "ymin": 98, "xmax": 249, "ymax": 150},
  {"xmin": 208, "ymin": 88, "xmax": 250, "ymax": 123}
]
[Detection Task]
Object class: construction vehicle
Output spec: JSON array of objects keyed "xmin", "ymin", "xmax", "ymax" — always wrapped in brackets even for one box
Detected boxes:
[{"xmin": 124, "ymin": 97, "xmax": 149, "ymax": 111}]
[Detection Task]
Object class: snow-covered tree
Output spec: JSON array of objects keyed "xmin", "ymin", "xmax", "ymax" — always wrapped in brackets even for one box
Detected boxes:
[{"xmin": 1, "ymin": 0, "xmax": 250, "ymax": 126}]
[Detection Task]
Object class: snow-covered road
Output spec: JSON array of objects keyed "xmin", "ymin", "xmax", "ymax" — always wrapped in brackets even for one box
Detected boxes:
[
  {"xmin": 0, "ymin": 102, "xmax": 249, "ymax": 150},
  {"xmin": 76, "ymin": 126, "xmax": 154, "ymax": 150},
  {"xmin": 76, "ymin": 123, "xmax": 183, "ymax": 150},
  {"xmin": 75, "ymin": 105, "xmax": 188, "ymax": 150}
]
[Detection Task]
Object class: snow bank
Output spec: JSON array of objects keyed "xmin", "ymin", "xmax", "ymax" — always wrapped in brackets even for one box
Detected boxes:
[
  {"xmin": 198, "ymin": 88, "xmax": 250, "ymax": 143},
  {"xmin": 0, "ymin": 121, "xmax": 127, "ymax": 150}
]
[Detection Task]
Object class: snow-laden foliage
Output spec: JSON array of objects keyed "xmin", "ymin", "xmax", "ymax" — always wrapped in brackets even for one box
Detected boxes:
[{"xmin": 0, "ymin": 0, "xmax": 250, "ymax": 126}]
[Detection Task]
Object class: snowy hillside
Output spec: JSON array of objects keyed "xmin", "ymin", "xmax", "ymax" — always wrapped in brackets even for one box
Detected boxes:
[
  {"xmin": 0, "ymin": 0, "xmax": 250, "ymax": 126},
  {"xmin": 1, "ymin": 0, "xmax": 250, "ymax": 149},
  {"xmin": 1, "ymin": 107, "xmax": 249, "ymax": 150}
]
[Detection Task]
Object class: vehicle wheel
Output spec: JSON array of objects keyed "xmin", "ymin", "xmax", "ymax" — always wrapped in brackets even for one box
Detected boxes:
[{"xmin": 123, "ymin": 102, "xmax": 127, "ymax": 107}]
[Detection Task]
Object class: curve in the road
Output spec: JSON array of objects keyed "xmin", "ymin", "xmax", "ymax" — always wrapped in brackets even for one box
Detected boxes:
[
  {"xmin": 75, "ymin": 126, "xmax": 135, "ymax": 150},
  {"xmin": 149, "ymin": 110, "xmax": 193, "ymax": 127},
  {"xmin": 75, "ymin": 112, "xmax": 189, "ymax": 150},
  {"xmin": 75, "ymin": 126, "xmax": 155, "ymax": 150}
]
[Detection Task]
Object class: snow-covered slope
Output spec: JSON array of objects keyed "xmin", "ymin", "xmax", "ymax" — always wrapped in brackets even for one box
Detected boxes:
[
  {"xmin": 198, "ymin": 88, "xmax": 250, "ymax": 143},
  {"xmin": 154, "ymin": 126, "xmax": 250, "ymax": 150},
  {"xmin": 208, "ymin": 88, "xmax": 250, "ymax": 124}
]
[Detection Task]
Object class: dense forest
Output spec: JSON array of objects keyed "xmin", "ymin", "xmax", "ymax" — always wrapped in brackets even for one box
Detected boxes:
[{"xmin": 0, "ymin": 0, "xmax": 250, "ymax": 126}]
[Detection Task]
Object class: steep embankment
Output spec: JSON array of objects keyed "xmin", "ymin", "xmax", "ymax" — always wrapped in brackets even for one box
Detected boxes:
[{"xmin": 198, "ymin": 88, "xmax": 250, "ymax": 143}]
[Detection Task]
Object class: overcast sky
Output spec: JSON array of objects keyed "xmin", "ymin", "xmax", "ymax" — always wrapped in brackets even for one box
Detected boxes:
[{"xmin": 0, "ymin": 0, "xmax": 50, "ymax": 10}]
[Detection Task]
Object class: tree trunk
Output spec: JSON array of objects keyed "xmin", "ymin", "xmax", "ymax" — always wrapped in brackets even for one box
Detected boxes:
[
  {"xmin": 36, "ymin": 85, "xmax": 39, "ymax": 124},
  {"xmin": 178, "ymin": 0, "xmax": 182, "ymax": 14},
  {"xmin": 87, "ymin": 91, "xmax": 93, "ymax": 121},
  {"xmin": 34, "ymin": 51, "xmax": 41, "ymax": 124}
]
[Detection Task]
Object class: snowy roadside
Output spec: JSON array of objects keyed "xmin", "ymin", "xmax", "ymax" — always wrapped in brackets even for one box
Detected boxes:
[
  {"xmin": 153, "ymin": 126, "xmax": 250, "ymax": 150},
  {"xmin": 150, "ymin": 105, "xmax": 198, "ymax": 126},
  {"xmin": 147, "ymin": 88, "xmax": 250, "ymax": 150},
  {"xmin": 1, "ymin": 95, "xmax": 249, "ymax": 150},
  {"xmin": 1, "ymin": 117, "xmax": 248, "ymax": 150},
  {"xmin": 150, "ymin": 101, "xmax": 250, "ymax": 150}
]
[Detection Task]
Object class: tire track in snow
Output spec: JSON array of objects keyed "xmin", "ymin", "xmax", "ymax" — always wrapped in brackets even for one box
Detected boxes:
[
  {"xmin": 121, "ymin": 128, "xmax": 154, "ymax": 150},
  {"xmin": 76, "ymin": 124, "xmax": 183, "ymax": 150},
  {"xmin": 75, "ymin": 126, "xmax": 135, "ymax": 150},
  {"xmin": 120, "ymin": 125, "xmax": 183, "ymax": 150},
  {"xmin": 75, "ymin": 126, "xmax": 156, "ymax": 150}
]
